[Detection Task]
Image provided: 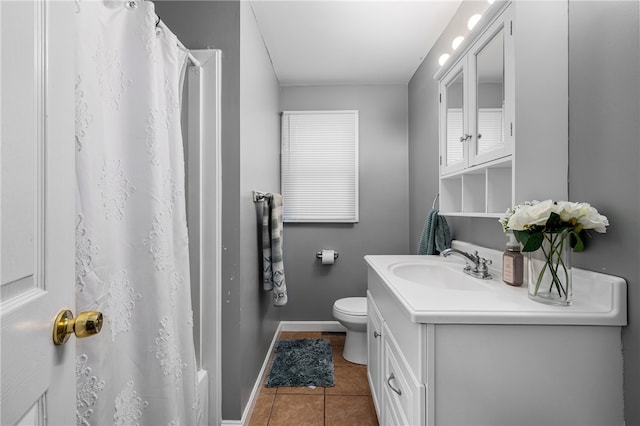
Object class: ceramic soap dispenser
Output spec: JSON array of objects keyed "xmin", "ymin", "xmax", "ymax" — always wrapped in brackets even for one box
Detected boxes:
[{"xmin": 503, "ymin": 233, "xmax": 523, "ymax": 286}]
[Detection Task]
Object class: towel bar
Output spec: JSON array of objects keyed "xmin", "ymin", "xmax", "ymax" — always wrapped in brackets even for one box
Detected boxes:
[{"xmin": 253, "ymin": 191, "xmax": 272, "ymax": 202}]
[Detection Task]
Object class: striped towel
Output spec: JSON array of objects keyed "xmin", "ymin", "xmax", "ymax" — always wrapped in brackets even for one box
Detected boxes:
[
  {"xmin": 262, "ymin": 194, "xmax": 288, "ymax": 306},
  {"xmin": 418, "ymin": 208, "xmax": 451, "ymax": 255}
]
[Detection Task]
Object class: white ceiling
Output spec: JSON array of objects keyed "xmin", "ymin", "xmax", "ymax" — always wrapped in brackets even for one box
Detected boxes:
[{"xmin": 249, "ymin": 0, "xmax": 463, "ymax": 86}]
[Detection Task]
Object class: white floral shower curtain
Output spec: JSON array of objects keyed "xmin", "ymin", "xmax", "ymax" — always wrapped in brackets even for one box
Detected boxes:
[{"xmin": 75, "ymin": 1, "xmax": 198, "ymax": 425}]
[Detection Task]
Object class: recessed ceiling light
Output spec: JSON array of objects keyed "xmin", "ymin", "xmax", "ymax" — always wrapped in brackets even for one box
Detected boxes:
[
  {"xmin": 468, "ymin": 14, "xmax": 482, "ymax": 30},
  {"xmin": 452, "ymin": 36, "xmax": 465, "ymax": 50},
  {"xmin": 438, "ymin": 54, "xmax": 450, "ymax": 66},
  {"xmin": 488, "ymin": 0, "xmax": 495, "ymax": 4}
]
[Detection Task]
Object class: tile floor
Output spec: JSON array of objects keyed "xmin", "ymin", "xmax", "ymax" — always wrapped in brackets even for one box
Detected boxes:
[{"xmin": 248, "ymin": 331, "xmax": 379, "ymax": 426}]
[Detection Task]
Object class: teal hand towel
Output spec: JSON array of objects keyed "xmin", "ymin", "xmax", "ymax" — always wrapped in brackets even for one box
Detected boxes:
[
  {"xmin": 418, "ymin": 209, "xmax": 451, "ymax": 255},
  {"xmin": 434, "ymin": 214, "xmax": 451, "ymax": 254},
  {"xmin": 418, "ymin": 209, "xmax": 437, "ymax": 255}
]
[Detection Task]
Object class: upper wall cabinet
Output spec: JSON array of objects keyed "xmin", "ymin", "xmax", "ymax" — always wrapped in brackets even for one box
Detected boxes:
[
  {"xmin": 440, "ymin": 5, "xmax": 513, "ymax": 176},
  {"xmin": 434, "ymin": 0, "xmax": 568, "ymax": 217}
]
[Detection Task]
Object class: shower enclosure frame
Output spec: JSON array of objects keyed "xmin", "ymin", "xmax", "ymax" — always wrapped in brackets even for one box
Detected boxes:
[{"xmin": 185, "ymin": 49, "xmax": 222, "ymax": 426}]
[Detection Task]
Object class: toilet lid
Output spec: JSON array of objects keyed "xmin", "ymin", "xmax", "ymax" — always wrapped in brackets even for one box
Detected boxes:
[{"xmin": 334, "ymin": 297, "xmax": 367, "ymax": 316}]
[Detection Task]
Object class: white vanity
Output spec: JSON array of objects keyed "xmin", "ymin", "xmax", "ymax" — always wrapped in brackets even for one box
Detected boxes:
[{"xmin": 365, "ymin": 243, "xmax": 627, "ymax": 426}]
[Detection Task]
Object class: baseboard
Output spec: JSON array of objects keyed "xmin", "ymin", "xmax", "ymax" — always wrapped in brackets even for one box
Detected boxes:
[
  {"xmin": 227, "ymin": 321, "xmax": 346, "ymax": 425},
  {"xmin": 280, "ymin": 320, "xmax": 346, "ymax": 333},
  {"xmin": 226, "ymin": 322, "xmax": 283, "ymax": 426}
]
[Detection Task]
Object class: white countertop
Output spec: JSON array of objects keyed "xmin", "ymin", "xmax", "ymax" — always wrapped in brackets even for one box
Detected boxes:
[{"xmin": 365, "ymin": 246, "xmax": 627, "ymax": 326}]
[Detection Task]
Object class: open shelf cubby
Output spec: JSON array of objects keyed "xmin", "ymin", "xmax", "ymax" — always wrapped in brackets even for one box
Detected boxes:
[{"xmin": 440, "ymin": 159, "xmax": 512, "ymax": 218}]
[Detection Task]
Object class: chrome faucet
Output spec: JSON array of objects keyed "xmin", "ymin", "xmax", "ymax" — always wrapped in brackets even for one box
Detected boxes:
[{"xmin": 441, "ymin": 248, "xmax": 493, "ymax": 279}]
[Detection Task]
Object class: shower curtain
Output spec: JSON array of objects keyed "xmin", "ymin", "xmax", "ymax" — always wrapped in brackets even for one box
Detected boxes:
[{"xmin": 75, "ymin": 1, "xmax": 198, "ymax": 424}]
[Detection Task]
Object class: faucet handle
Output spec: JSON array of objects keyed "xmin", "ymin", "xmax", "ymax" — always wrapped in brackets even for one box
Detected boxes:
[{"xmin": 477, "ymin": 257, "xmax": 492, "ymax": 273}]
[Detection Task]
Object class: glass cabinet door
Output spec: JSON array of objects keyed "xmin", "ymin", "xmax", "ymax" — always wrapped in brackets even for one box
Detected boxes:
[
  {"xmin": 476, "ymin": 29, "xmax": 504, "ymax": 155},
  {"xmin": 440, "ymin": 60, "xmax": 467, "ymax": 175},
  {"xmin": 468, "ymin": 7, "xmax": 513, "ymax": 166}
]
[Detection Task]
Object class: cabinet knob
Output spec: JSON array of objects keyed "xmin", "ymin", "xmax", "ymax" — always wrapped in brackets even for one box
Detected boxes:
[
  {"xmin": 459, "ymin": 133, "xmax": 472, "ymax": 143},
  {"xmin": 373, "ymin": 331, "xmax": 381, "ymax": 339}
]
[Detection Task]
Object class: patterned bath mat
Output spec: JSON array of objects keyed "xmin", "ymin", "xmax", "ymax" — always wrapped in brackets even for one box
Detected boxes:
[{"xmin": 265, "ymin": 338, "xmax": 335, "ymax": 387}]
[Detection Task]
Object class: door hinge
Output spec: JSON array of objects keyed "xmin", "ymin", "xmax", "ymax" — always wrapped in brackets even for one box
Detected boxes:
[
  {"xmin": 510, "ymin": 21, "xmax": 513, "ymax": 35},
  {"xmin": 510, "ymin": 122, "xmax": 513, "ymax": 136},
  {"xmin": 439, "ymin": 93, "xmax": 442, "ymax": 103},
  {"xmin": 439, "ymin": 155, "xmax": 442, "ymax": 165}
]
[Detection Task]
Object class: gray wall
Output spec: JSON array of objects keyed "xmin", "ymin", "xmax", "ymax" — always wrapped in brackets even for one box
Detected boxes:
[
  {"xmin": 155, "ymin": 2, "xmax": 281, "ymax": 421},
  {"xmin": 238, "ymin": 0, "xmax": 281, "ymax": 418},
  {"xmin": 409, "ymin": 1, "xmax": 640, "ymax": 423},
  {"xmin": 279, "ymin": 85, "xmax": 410, "ymax": 320},
  {"xmin": 568, "ymin": 2, "xmax": 640, "ymax": 423}
]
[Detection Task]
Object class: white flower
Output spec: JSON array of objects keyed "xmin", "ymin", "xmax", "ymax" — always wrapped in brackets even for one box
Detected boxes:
[
  {"xmin": 506, "ymin": 200, "xmax": 552, "ymax": 230},
  {"xmin": 555, "ymin": 201, "xmax": 579, "ymax": 222},
  {"xmin": 554, "ymin": 201, "xmax": 608, "ymax": 232},
  {"xmin": 500, "ymin": 199, "xmax": 609, "ymax": 233},
  {"xmin": 576, "ymin": 203, "xmax": 609, "ymax": 233}
]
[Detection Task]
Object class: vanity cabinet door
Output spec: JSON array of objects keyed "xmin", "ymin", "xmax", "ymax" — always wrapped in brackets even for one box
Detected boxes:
[
  {"xmin": 367, "ymin": 291, "xmax": 384, "ymax": 420},
  {"xmin": 468, "ymin": 4, "xmax": 514, "ymax": 167}
]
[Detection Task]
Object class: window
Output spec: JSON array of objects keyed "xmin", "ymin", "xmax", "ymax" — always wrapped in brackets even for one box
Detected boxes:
[
  {"xmin": 476, "ymin": 107, "xmax": 504, "ymax": 156},
  {"xmin": 281, "ymin": 111, "xmax": 359, "ymax": 223},
  {"xmin": 446, "ymin": 108, "xmax": 463, "ymax": 165}
]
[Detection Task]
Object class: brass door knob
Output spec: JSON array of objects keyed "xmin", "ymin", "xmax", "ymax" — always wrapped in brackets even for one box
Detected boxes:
[{"xmin": 53, "ymin": 309, "xmax": 103, "ymax": 345}]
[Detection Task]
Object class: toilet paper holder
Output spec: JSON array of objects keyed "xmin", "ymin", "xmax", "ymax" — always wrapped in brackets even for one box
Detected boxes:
[{"xmin": 316, "ymin": 250, "xmax": 339, "ymax": 260}]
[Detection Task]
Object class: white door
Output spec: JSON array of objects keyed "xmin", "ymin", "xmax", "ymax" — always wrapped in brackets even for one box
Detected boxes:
[{"xmin": 1, "ymin": 1, "xmax": 78, "ymax": 424}]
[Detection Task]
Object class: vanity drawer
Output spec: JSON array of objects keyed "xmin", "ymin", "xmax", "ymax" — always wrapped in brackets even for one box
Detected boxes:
[
  {"xmin": 382, "ymin": 379, "xmax": 410, "ymax": 426},
  {"xmin": 383, "ymin": 322, "xmax": 426, "ymax": 426}
]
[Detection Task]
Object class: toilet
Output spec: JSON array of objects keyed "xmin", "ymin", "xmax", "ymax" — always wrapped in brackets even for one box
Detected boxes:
[{"xmin": 332, "ymin": 297, "xmax": 367, "ymax": 365}]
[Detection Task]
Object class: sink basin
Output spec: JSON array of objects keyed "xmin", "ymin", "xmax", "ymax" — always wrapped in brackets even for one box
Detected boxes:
[{"xmin": 389, "ymin": 261, "xmax": 491, "ymax": 291}]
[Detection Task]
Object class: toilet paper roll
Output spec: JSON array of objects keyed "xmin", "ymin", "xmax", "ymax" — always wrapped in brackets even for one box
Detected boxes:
[{"xmin": 321, "ymin": 249, "xmax": 335, "ymax": 265}]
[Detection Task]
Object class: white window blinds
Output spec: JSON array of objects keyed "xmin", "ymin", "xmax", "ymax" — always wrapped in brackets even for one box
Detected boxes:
[
  {"xmin": 446, "ymin": 108, "xmax": 463, "ymax": 166},
  {"xmin": 281, "ymin": 111, "xmax": 359, "ymax": 223},
  {"xmin": 477, "ymin": 107, "xmax": 505, "ymax": 155}
]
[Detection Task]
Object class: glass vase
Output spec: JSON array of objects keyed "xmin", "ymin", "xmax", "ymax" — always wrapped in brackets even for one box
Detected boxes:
[{"xmin": 527, "ymin": 231, "xmax": 572, "ymax": 306}]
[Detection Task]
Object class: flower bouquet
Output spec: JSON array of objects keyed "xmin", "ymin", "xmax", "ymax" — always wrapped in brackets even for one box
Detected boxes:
[{"xmin": 499, "ymin": 200, "xmax": 609, "ymax": 305}]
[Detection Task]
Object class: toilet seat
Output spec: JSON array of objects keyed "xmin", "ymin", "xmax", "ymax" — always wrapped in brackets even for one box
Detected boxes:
[{"xmin": 333, "ymin": 297, "xmax": 367, "ymax": 317}]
